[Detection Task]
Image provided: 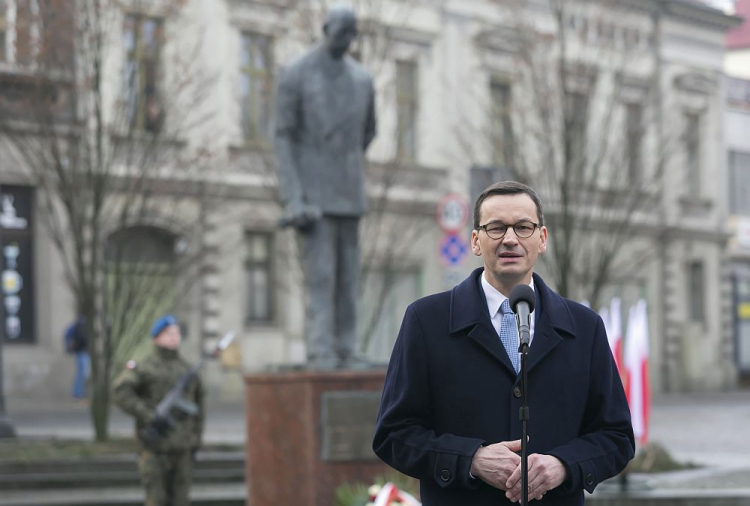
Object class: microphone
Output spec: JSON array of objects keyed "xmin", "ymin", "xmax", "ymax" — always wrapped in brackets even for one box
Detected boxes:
[{"xmin": 509, "ymin": 284, "xmax": 535, "ymax": 349}]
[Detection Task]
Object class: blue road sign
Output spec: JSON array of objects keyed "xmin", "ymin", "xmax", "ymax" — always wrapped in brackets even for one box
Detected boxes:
[{"xmin": 439, "ymin": 233, "xmax": 468, "ymax": 266}]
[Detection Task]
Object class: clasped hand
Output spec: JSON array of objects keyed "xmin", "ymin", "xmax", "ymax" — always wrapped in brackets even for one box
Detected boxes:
[{"xmin": 470, "ymin": 441, "xmax": 567, "ymax": 503}]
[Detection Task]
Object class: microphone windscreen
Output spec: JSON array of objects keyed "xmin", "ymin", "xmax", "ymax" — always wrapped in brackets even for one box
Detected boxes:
[{"xmin": 509, "ymin": 284, "xmax": 535, "ymax": 313}]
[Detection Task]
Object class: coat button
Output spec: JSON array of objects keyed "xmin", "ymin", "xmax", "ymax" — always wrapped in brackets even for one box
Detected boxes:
[
  {"xmin": 440, "ymin": 469, "xmax": 451, "ymax": 482},
  {"xmin": 586, "ymin": 473, "xmax": 595, "ymax": 486},
  {"xmin": 513, "ymin": 386, "xmax": 522, "ymax": 398}
]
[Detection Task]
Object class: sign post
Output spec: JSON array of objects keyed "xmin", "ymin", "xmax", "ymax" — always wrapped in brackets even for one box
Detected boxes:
[
  {"xmin": 436, "ymin": 193, "xmax": 470, "ymax": 234},
  {"xmin": 436, "ymin": 194, "xmax": 470, "ymax": 290}
]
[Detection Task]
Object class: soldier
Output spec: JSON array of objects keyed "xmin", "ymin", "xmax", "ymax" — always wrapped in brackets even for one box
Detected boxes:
[{"xmin": 113, "ymin": 315, "xmax": 205, "ymax": 506}]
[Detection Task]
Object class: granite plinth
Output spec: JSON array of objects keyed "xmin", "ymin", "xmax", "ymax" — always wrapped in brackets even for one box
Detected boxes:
[{"xmin": 244, "ymin": 369, "xmax": 389, "ymax": 506}]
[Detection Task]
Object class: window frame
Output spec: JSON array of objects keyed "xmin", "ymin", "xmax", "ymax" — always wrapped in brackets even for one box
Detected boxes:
[
  {"xmin": 625, "ymin": 101, "xmax": 643, "ymax": 184},
  {"xmin": 239, "ymin": 31, "xmax": 274, "ymax": 143},
  {"xmin": 688, "ymin": 260, "xmax": 705, "ymax": 324},
  {"xmin": 122, "ymin": 12, "xmax": 165, "ymax": 133},
  {"xmin": 244, "ymin": 231, "xmax": 274, "ymax": 325},
  {"xmin": 489, "ymin": 79, "xmax": 514, "ymax": 169},
  {"xmin": 683, "ymin": 111, "xmax": 702, "ymax": 197},
  {"xmin": 0, "ymin": 0, "xmax": 42, "ymax": 67},
  {"xmin": 729, "ymin": 151, "xmax": 750, "ymax": 216},
  {"xmin": 395, "ymin": 59, "xmax": 419, "ymax": 162}
]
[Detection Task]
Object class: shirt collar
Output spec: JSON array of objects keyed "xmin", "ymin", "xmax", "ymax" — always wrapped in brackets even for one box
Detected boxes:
[{"xmin": 480, "ymin": 271, "xmax": 535, "ymax": 316}]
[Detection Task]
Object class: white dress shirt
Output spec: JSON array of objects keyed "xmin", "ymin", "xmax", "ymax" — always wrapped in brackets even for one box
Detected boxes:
[{"xmin": 480, "ymin": 271, "xmax": 536, "ymax": 347}]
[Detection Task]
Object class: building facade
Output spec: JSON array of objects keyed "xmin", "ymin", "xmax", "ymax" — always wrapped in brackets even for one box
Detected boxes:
[
  {"xmin": 0, "ymin": 0, "xmax": 742, "ymax": 404},
  {"xmin": 724, "ymin": 0, "xmax": 750, "ymax": 383}
]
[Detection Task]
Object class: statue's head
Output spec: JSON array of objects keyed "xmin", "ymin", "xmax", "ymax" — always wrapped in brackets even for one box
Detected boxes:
[{"xmin": 323, "ymin": 5, "xmax": 357, "ymax": 59}]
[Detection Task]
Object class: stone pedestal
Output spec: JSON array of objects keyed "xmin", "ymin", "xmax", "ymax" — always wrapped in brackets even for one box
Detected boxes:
[{"xmin": 245, "ymin": 369, "xmax": 390, "ymax": 506}]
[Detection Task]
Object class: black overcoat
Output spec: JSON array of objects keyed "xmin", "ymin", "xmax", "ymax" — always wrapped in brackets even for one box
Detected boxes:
[{"xmin": 373, "ymin": 269, "xmax": 634, "ymax": 505}]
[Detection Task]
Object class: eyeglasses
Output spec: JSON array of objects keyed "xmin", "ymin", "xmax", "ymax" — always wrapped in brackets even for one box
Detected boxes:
[{"xmin": 477, "ymin": 221, "xmax": 540, "ymax": 240}]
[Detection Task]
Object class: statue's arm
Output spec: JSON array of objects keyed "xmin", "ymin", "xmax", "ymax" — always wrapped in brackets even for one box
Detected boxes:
[
  {"xmin": 274, "ymin": 67, "xmax": 304, "ymax": 210},
  {"xmin": 363, "ymin": 81, "xmax": 377, "ymax": 151}
]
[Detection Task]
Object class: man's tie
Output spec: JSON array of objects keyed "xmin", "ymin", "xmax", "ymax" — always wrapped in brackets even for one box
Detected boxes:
[{"xmin": 500, "ymin": 299, "xmax": 520, "ymax": 373}]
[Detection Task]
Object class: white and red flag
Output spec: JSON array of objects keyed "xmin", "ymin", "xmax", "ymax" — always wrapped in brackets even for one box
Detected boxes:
[
  {"xmin": 608, "ymin": 298, "xmax": 623, "ymax": 372},
  {"xmin": 624, "ymin": 300, "xmax": 650, "ymax": 446}
]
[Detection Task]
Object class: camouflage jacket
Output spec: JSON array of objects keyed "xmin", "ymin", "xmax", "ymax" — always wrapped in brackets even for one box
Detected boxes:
[{"xmin": 112, "ymin": 344, "xmax": 205, "ymax": 452}]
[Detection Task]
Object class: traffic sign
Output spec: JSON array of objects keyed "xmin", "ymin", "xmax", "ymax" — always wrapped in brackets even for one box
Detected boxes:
[
  {"xmin": 436, "ymin": 193, "xmax": 469, "ymax": 233},
  {"xmin": 439, "ymin": 232, "xmax": 468, "ymax": 267}
]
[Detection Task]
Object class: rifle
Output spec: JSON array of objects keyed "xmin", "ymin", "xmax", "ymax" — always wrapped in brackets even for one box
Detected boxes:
[{"xmin": 140, "ymin": 331, "xmax": 235, "ymax": 446}]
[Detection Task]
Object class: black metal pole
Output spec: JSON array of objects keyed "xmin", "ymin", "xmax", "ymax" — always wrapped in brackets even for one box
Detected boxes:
[
  {"xmin": 519, "ymin": 343, "xmax": 529, "ymax": 506},
  {"xmin": 0, "ymin": 335, "xmax": 17, "ymax": 438}
]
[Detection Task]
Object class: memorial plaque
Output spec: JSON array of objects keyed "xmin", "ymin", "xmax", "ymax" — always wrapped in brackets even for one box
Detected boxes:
[{"xmin": 321, "ymin": 391, "xmax": 381, "ymax": 461}]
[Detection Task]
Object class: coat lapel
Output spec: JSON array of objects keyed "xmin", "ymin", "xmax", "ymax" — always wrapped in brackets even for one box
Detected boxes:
[
  {"xmin": 450, "ymin": 268, "xmax": 517, "ymax": 376},
  {"xmin": 526, "ymin": 273, "xmax": 576, "ymax": 373}
]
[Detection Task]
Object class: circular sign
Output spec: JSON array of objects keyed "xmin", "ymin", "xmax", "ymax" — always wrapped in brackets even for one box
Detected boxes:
[
  {"xmin": 439, "ymin": 233, "xmax": 468, "ymax": 267},
  {"xmin": 436, "ymin": 193, "xmax": 469, "ymax": 233}
]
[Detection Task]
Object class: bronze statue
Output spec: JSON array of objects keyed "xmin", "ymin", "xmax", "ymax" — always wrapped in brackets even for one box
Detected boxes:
[{"xmin": 274, "ymin": 6, "xmax": 377, "ymax": 369}]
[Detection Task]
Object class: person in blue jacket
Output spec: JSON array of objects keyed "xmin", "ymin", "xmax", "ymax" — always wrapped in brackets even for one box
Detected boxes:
[
  {"xmin": 373, "ymin": 181, "xmax": 634, "ymax": 505},
  {"xmin": 64, "ymin": 316, "xmax": 89, "ymax": 400}
]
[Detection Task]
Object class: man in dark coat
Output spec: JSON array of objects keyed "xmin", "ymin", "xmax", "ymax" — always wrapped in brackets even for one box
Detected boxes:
[{"xmin": 373, "ymin": 181, "xmax": 634, "ymax": 505}]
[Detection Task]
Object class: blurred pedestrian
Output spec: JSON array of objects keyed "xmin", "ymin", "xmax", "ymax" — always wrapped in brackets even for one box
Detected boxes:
[
  {"xmin": 64, "ymin": 316, "xmax": 89, "ymax": 400},
  {"xmin": 112, "ymin": 315, "xmax": 205, "ymax": 506}
]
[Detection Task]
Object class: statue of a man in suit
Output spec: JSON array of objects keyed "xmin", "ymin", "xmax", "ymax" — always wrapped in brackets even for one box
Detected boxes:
[{"xmin": 274, "ymin": 5, "xmax": 376, "ymax": 369}]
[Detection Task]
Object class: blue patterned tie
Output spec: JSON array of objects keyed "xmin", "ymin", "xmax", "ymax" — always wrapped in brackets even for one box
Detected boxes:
[{"xmin": 500, "ymin": 299, "xmax": 520, "ymax": 373}]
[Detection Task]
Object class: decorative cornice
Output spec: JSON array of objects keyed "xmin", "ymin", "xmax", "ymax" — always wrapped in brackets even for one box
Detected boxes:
[
  {"xmin": 661, "ymin": 0, "xmax": 743, "ymax": 32},
  {"xmin": 674, "ymin": 71, "xmax": 719, "ymax": 94},
  {"xmin": 225, "ymin": 0, "xmax": 293, "ymax": 12},
  {"xmin": 474, "ymin": 26, "xmax": 522, "ymax": 55},
  {"xmin": 356, "ymin": 20, "xmax": 437, "ymax": 49}
]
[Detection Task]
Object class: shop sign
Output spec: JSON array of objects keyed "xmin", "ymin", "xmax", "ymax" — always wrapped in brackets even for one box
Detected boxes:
[{"xmin": 0, "ymin": 185, "xmax": 35, "ymax": 343}]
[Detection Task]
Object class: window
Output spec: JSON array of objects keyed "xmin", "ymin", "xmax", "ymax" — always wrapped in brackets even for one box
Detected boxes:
[
  {"xmin": 626, "ymin": 103, "xmax": 643, "ymax": 183},
  {"xmin": 735, "ymin": 272, "xmax": 750, "ymax": 373},
  {"xmin": 240, "ymin": 32, "xmax": 273, "ymax": 142},
  {"xmin": 683, "ymin": 112, "xmax": 702, "ymax": 196},
  {"xmin": 729, "ymin": 151, "xmax": 750, "ymax": 216},
  {"xmin": 0, "ymin": 1, "xmax": 8, "ymax": 62},
  {"xmin": 0, "ymin": 1, "xmax": 73, "ymax": 70},
  {"xmin": 14, "ymin": 0, "xmax": 39, "ymax": 65},
  {"xmin": 359, "ymin": 268, "xmax": 421, "ymax": 363},
  {"xmin": 688, "ymin": 261, "xmax": 705, "ymax": 323},
  {"xmin": 396, "ymin": 60, "xmax": 418, "ymax": 162},
  {"xmin": 490, "ymin": 81, "xmax": 513, "ymax": 169},
  {"xmin": 123, "ymin": 14, "xmax": 164, "ymax": 133},
  {"xmin": 38, "ymin": 0, "xmax": 74, "ymax": 69},
  {"xmin": 471, "ymin": 166, "xmax": 496, "ymax": 205},
  {"xmin": 245, "ymin": 233, "xmax": 273, "ymax": 323},
  {"xmin": 470, "ymin": 165, "xmax": 515, "ymax": 204},
  {"xmin": 0, "ymin": 0, "xmax": 43, "ymax": 65},
  {"xmin": 566, "ymin": 91, "xmax": 588, "ymax": 165}
]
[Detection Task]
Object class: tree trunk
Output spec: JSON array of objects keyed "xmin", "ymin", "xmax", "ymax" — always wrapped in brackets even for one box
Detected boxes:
[{"xmin": 90, "ymin": 365, "xmax": 110, "ymax": 442}]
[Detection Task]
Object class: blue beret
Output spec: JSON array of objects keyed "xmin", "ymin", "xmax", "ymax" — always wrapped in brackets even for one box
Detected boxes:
[{"xmin": 150, "ymin": 315, "xmax": 178, "ymax": 338}]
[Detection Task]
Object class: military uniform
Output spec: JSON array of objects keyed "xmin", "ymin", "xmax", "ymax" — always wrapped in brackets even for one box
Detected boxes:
[{"xmin": 113, "ymin": 344, "xmax": 205, "ymax": 506}]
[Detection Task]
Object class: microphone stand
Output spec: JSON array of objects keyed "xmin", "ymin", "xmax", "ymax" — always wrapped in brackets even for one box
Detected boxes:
[{"xmin": 518, "ymin": 320, "xmax": 531, "ymax": 506}]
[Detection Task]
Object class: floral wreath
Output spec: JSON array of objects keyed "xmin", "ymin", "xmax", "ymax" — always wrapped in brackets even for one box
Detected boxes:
[{"xmin": 367, "ymin": 482, "xmax": 421, "ymax": 506}]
